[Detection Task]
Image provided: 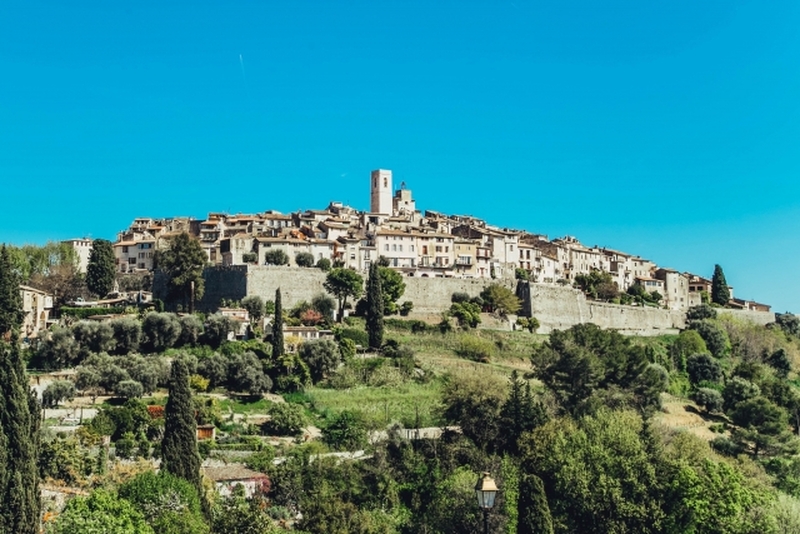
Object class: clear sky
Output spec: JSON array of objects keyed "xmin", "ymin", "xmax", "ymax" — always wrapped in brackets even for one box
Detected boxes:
[{"xmin": 2, "ymin": 1, "xmax": 799, "ymax": 312}]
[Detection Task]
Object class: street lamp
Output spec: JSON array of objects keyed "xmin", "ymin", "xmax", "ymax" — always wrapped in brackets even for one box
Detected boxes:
[{"xmin": 475, "ymin": 471, "xmax": 498, "ymax": 534}]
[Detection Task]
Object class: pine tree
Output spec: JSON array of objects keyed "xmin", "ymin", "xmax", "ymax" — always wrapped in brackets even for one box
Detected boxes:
[
  {"xmin": 85, "ymin": 239, "xmax": 116, "ymax": 298},
  {"xmin": 711, "ymin": 264, "xmax": 730, "ymax": 306},
  {"xmin": 0, "ymin": 246, "xmax": 41, "ymax": 534},
  {"xmin": 365, "ymin": 262, "xmax": 384, "ymax": 350},
  {"xmin": 162, "ymin": 359, "xmax": 201, "ymax": 493},
  {"xmin": 517, "ymin": 473, "xmax": 553, "ymax": 534},
  {"xmin": 272, "ymin": 288, "xmax": 284, "ymax": 359}
]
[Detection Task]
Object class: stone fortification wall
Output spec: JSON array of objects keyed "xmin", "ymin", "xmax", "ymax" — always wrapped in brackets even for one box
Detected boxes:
[
  {"xmin": 244, "ymin": 266, "xmax": 329, "ymax": 307},
  {"xmin": 399, "ymin": 277, "xmax": 515, "ymax": 314},
  {"xmin": 195, "ymin": 268, "xmax": 767, "ymax": 336},
  {"xmin": 197, "ymin": 265, "xmax": 248, "ymax": 311},
  {"xmin": 522, "ymin": 283, "xmax": 685, "ymax": 336},
  {"xmin": 718, "ymin": 309, "xmax": 776, "ymax": 326}
]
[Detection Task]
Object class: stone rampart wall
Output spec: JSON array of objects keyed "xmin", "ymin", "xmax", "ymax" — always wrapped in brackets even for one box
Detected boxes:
[
  {"xmin": 718, "ymin": 309, "xmax": 776, "ymax": 326},
  {"xmin": 194, "ymin": 267, "xmax": 768, "ymax": 336}
]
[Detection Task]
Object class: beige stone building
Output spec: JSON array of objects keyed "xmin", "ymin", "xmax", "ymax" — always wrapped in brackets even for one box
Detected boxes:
[
  {"xmin": 655, "ymin": 268, "xmax": 690, "ymax": 311},
  {"xmin": 20, "ymin": 285, "xmax": 53, "ymax": 339},
  {"xmin": 62, "ymin": 238, "xmax": 93, "ymax": 274}
]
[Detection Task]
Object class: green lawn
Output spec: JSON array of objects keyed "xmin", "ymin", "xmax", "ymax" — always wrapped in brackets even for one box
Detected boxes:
[{"xmin": 306, "ymin": 381, "xmax": 443, "ymax": 429}]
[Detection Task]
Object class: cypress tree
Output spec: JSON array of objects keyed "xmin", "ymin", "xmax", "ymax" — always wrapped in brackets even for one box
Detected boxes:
[
  {"xmin": 162, "ymin": 359, "xmax": 201, "ymax": 492},
  {"xmin": 85, "ymin": 239, "xmax": 116, "ymax": 298},
  {"xmin": 0, "ymin": 245, "xmax": 41, "ymax": 534},
  {"xmin": 272, "ymin": 288, "xmax": 284, "ymax": 359},
  {"xmin": 711, "ymin": 264, "xmax": 730, "ymax": 306},
  {"xmin": 365, "ymin": 262, "xmax": 384, "ymax": 350},
  {"xmin": 0, "ymin": 246, "xmax": 24, "ymax": 339},
  {"xmin": 517, "ymin": 473, "xmax": 553, "ymax": 534}
]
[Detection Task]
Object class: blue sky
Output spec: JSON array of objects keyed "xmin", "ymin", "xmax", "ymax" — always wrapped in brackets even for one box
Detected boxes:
[{"xmin": 2, "ymin": 1, "xmax": 799, "ymax": 311}]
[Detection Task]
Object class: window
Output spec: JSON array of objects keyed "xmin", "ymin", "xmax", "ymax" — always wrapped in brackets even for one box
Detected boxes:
[
  {"xmin": 392, "ymin": 245, "xmax": 397, "ymax": 251},
  {"xmin": 399, "ymin": 245, "xmax": 403, "ymax": 251},
  {"xmin": 384, "ymin": 244, "xmax": 389, "ymax": 251},
  {"xmin": 122, "ymin": 246, "xmax": 129, "ymax": 253},
  {"xmin": 410, "ymin": 245, "xmax": 415, "ymax": 252}
]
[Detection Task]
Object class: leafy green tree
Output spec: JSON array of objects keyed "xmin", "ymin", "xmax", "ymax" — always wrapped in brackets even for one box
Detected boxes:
[
  {"xmin": 574, "ymin": 271, "xmax": 618, "ymax": 301},
  {"xmin": 322, "ymin": 410, "xmax": 368, "ymax": 451},
  {"xmin": 32, "ymin": 326, "xmax": 78, "ymax": 369},
  {"xmin": 211, "ymin": 490, "xmax": 274, "ymax": 534},
  {"xmin": 264, "ymin": 249, "xmax": 289, "ymax": 266},
  {"xmin": 774, "ymin": 313, "xmax": 800, "ymax": 338},
  {"xmin": 299, "ymin": 339, "xmax": 341, "ymax": 383},
  {"xmin": 686, "ymin": 353, "xmax": 722, "ymax": 386},
  {"xmin": 730, "ymin": 396, "xmax": 794, "ymax": 457},
  {"xmin": 316, "ymin": 258, "xmax": 331, "ymax": 271},
  {"xmin": 177, "ymin": 315, "xmax": 203, "ymax": 347},
  {"xmin": 722, "ymin": 376, "xmax": 761, "ymax": 412},
  {"xmin": 365, "ymin": 263, "xmax": 384, "ymax": 350},
  {"xmin": 155, "ymin": 233, "xmax": 207, "ymax": 313},
  {"xmin": 295, "ymin": 252, "xmax": 315, "ymax": 267},
  {"xmin": 480, "ymin": 283, "xmax": 521, "ymax": 316},
  {"xmin": 633, "ymin": 363, "xmax": 669, "ymax": 415},
  {"xmin": 72, "ymin": 320, "xmax": 116, "ymax": 358},
  {"xmin": 711, "ymin": 264, "xmax": 730, "ymax": 306},
  {"xmin": 162, "ymin": 359, "xmax": 202, "ymax": 493},
  {"xmin": 42, "ymin": 380, "xmax": 76, "ymax": 408},
  {"xmin": 686, "ymin": 304, "xmax": 717, "ymax": 321},
  {"xmin": 499, "ymin": 371, "xmax": 548, "ymax": 454},
  {"xmin": 324, "ymin": 268, "xmax": 363, "ymax": 321},
  {"xmin": 517, "ymin": 473, "xmax": 554, "ymax": 534},
  {"xmin": 311, "ymin": 293, "xmax": 336, "ymax": 322},
  {"xmin": 0, "ymin": 246, "xmax": 24, "ymax": 336},
  {"xmin": 689, "ymin": 320, "xmax": 730, "ymax": 358},
  {"xmin": 669, "ymin": 330, "xmax": 707, "ymax": 372},
  {"xmin": 449, "ymin": 301, "xmax": 482, "ymax": 328},
  {"xmin": 520, "ymin": 410, "xmax": 663, "ymax": 534},
  {"xmin": 767, "ymin": 348, "xmax": 792, "ymax": 378},
  {"xmin": 442, "ymin": 370, "xmax": 507, "ymax": 452},
  {"xmin": 118, "ymin": 471, "xmax": 208, "ymax": 534},
  {"xmin": 115, "ymin": 380, "xmax": 144, "ymax": 400},
  {"xmin": 378, "ymin": 266, "xmax": 405, "ymax": 314},
  {"xmin": 201, "ymin": 313, "xmax": 233, "ymax": 348},
  {"xmin": 240, "ymin": 295, "xmax": 265, "ymax": 322},
  {"xmin": 86, "ymin": 239, "xmax": 116, "ymax": 298},
  {"xmin": 263, "ymin": 402, "xmax": 306, "ymax": 436},
  {"xmin": 48, "ymin": 488, "xmax": 154, "ymax": 534},
  {"xmin": 692, "ymin": 387, "xmax": 724, "ymax": 413},
  {"xmin": 227, "ymin": 352, "xmax": 272, "ymax": 395},
  {"xmin": 110, "ymin": 316, "xmax": 142, "ymax": 355},
  {"xmin": 142, "ymin": 312, "xmax": 181, "ymax": 353},
  {"xmin": 271, "ymin": 288, "xmax": 284, "ymax": 359}
]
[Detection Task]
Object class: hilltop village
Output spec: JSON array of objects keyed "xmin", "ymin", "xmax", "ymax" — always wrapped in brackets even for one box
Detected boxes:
[{"xmin": 109, "ymin": 169, "xmax": 768, "ymax": 314}]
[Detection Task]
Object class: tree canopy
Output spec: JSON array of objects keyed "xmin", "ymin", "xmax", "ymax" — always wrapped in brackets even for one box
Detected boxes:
[
  {"xmin": 155, "ymin": 233, "xmax": 206, "ymax": 312},
  {"xmin": 711, "ymin": 264, "xmax": 730, "ymax": 306},
  {"xmin": 323, "ymin": 268, "xmax": 363, "ymax": 321}
]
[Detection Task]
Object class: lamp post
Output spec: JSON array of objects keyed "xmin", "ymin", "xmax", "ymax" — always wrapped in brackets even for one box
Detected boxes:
[{"xmin": 475, "ymin": 471, "xmax": 498, "ymax": 534}]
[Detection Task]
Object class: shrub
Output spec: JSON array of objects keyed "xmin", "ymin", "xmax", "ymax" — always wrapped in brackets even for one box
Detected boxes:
[
  {"xmin": 337, "ymin": 327, "xmax": 368, "ymax": 347},
  {"xmin": 299, "ymin": 339, "xmax": 341, "ymax": 383},
  {"xmin": 203, "ymin": 314, "xmax": 234, "ymax": 348},
  {"xmin": 241, "ymin": 295, "xmax": 265, "ymax": 322},
  {"xmin": 670, "ymin": 330, "xmax": 707, "ymax": 372},
  {"xmin": 178, "ymin": 314, "xmax": 204, "ymax": 347},
  {"xmin": 399, "ymin": 301, "xmax": 414, "ymax": 316},
  {"xmin": 686, "ymin": 353, "xmax": 722, "ymax": 385},
  {"xmin": 110, "ymin": 317, "xmax": 141, "ymax": 355},
  {"xmin": 42, "ymin": 380, "xmax": 76, "ymax": 408},
  {"xmin": 322, "ymin": 410, "xmax": 368, "ymax": 451},
  {"xmin": 339, "ymin": 338, "xmax": 356, "ymax": 361},
  {"xmin": 295, "ymin": 252, "xmax": 315, "ymax": 268},
  {"xmin": 692, "ymin": 387, "xmax": 724, "ymax": 413},
  {"xmin": 141, "ymin": 312, "xmax": 181, "ymax": 353},
  {"xmin": 480, "ymin": 284, "xmax": 521, "ymax": 316},
  {"xmin": 242, "ymin": 252, "xmax": 257, "ymax": 263},
  {"xmin": 114, "ymin": 380, "xmax": 144, "ymax": 400},
  {"xmin": 687, "ymin": 304, "xmax": 717, "ymax": 321},
  {"xmin": 262, "ymin": 403, "xmax": 306, "ymax": 436},
  {"xmin": 454, "ymin": 335, "xmax": 495, "ymax": 363},
  {"xmin": 316, "ymin": 258, "xmax": 332, "ymax": 271},
  {"xmin": 264, "ymin": 249, "xmax": 289, "ymax": 266},
  {"xmin": 689, "ymin": 320, "xmax": 730, "ymax": 359},
  {"xmin": 450, "ymin": 301, "xmax": 481, "ymax": 329},
  {"xmin": 451, "ymin": 292, "xmax": 471, "ymax": 304}
]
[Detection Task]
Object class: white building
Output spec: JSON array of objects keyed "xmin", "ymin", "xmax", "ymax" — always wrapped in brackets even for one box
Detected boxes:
[{"xmin": 370, "ymin": 169, "xmax": 393, "ymax": 215}]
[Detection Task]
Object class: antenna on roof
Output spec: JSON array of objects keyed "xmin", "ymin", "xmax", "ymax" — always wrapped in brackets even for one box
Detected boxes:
[{"xmin": 400, "ymin": 181, "xmax": 406, "ymax": 190}]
